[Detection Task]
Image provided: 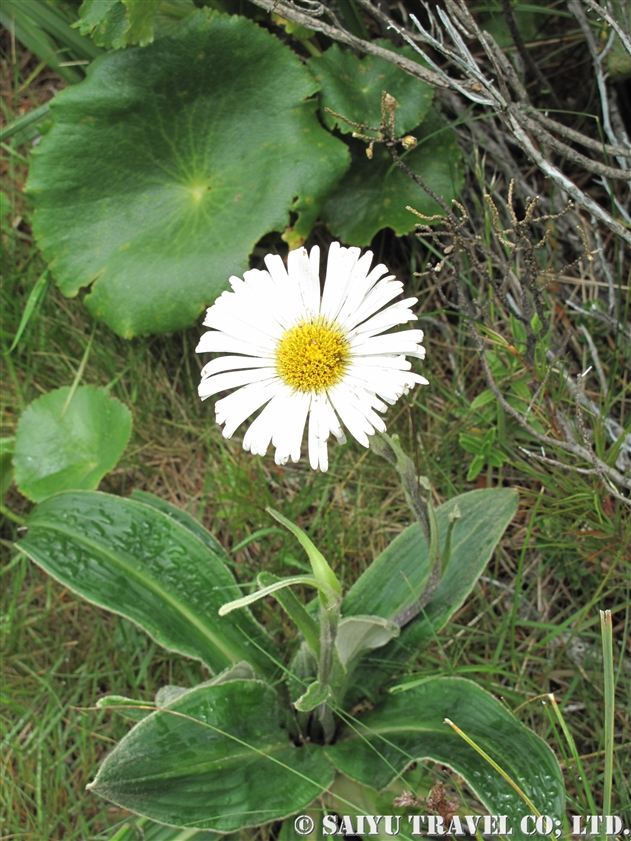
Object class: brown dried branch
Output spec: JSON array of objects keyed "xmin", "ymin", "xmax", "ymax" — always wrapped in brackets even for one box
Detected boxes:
[
  {"xmin": 528, "ymin": 111, "xmax": 630, "ymax": 159},
  {"xmin": 252, "ymin": 0, "xmax": 629, "ymax": 498},
  {"xmin": 247, "ymin": 0, "xmax": 631, "ymax": 246},
  {"xmin": 247, "ymin": 0, "xmax": 445, "ymax": 87}
]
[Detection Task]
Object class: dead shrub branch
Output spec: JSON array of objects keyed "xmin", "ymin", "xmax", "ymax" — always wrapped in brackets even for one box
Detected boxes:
[{"xmin": 251, "ymin": 0, "xmax": 631, "ymax": 245}]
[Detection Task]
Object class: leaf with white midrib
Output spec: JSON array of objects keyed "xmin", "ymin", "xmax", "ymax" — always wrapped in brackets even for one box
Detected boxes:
[
  {"xmin": 89, "ymin": 680, "xmax": 335, "ymax": 833},
  {"xmin": 31, "ymin": 519, "xmax": 239, "ymax": 661},
  {"xmin": 18, "ymin": 490, "xmax": 278, "ymax": 678},
  {"xmin": 325, "ymin": 677, "xmax": 565, "ymax": 841}
]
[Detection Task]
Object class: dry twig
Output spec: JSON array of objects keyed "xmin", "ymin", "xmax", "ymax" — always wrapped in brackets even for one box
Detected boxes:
[{"xmin": 248, "ymin": 0, "xmax": 631, "ymax": 246}]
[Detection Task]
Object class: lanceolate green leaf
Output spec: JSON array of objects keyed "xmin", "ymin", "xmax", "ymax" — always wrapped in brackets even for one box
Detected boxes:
[
  {"xmin": 97, "ymin": 662, "xmax": 257, "ymax": 721},
  {"xmin": 28, "ymin": 11, "xmax": 349, "ymax": 337},
  {"xmin": 267, "ymin": 507, "xmax": 342, "ymax": 597},
  {"xmin": 342, "ymin": 488, "xmax": 518, "ymax": 703},
  {"xmin": 294, "ymin": 680, "xmax": 332, "ymax": 712},
  {"xmin": 342, "ymin": 522, "xmax": 429, "ymax": 621},
  {"xmin": 325, "ymin": 678, "xmax": 564, "ymax": 841},
  {"xmin": 90, "ymin": 680, "xmax": 334, "ymax": 832},
  {"xmin": 218, "ymin": 575, "xmax": 323, "ymax": 616},
  {"xmin": 130, "ymin": 489, "xmax": 226, "ymax": 558},
  {"xmin": 17, "ymin": 491, "xmax": 279, "ymax": 678},
  {"xmin": 8, "ymin": 269, "xmax": 50, "ymax": 353},
  {"xmin": 258, "ymin": 571, "xmax": 321, "ymax": 657},
  {"xmin": 109, "ymin": 817, "xmax": 220, "ymax": 840}
]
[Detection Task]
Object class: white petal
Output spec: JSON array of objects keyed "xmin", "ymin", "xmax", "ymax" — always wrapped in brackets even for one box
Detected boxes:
[
  {"xmin": 242, "ymin": 395, "xmax": 286, "ymax": 456},
  {"xmin": 288, "ymin": 246, "xmax": 320, "ymax": 320},
  {"xmin": 207, "ymin": 290, "xmax": 285, "ymax": 339},
  {"xmin": 348, "ymin": 386, "xmax": 387, "ymax": 432},
  {"xmin": 241, "ymin": 269, "xmax": 289, "ymax": 325},
  {"xmin": 321, "ymin": 393, "xmax": 346, "ymax": 443},
  {"xmin": 274, "ymin": 391, "xmax": 311, "ymax": 464},
  {"xmin": 344, "ymin": 370, "xmax": 427, "ymax": 403},
  {"xmin": 320, "ymin": 243, "xmax": 361, "ymax": 321},
  {"xmin": 201, "ymin": 355, "xmax": 274, "ymax": 379},
  {"xmin": 403, "ymin": 347, "xmax": 426, "ymax": 360},
  {"xmin": 310, "ymin": 245, "xmax": 321, "ymax": 310},
  {"xmin": 308, "ymin": 394, "xmax": 336, "ymax": 471},
  {"xmin": 367, "ymin": 393, "xmax": 388, "ymax": 413},
  {"xmin": 342, "ymin": 373, "xmax": 402, "ymax": 404},
  {"xmin": 344, "ymin": 279, "xmax": 404, "ymax": 330},
  {"xmin": 242, "ymin": 268, "xmax": 291, "ymax": 319},
  {"xmin": 318, "ymin": 445, "xmax": 328, "ymax": 472},
  {"xmin": 199, "ymin": 367, "xmax": 276, "ymax": 400},
  {"xmin": 271, "ymin": 388, "xmax": 302, "ymax": 455},
  {"xmin": 308, "ymin": 395, "xmax": 325, "ymax": 471},
  {"xmin": 327, "ymin": 385, "xmax": 373, "ymax": 447},
  {"xmin": 255, "ymin": 261, "xmax": 302, "ymax": 326},
  {"xmin": 350, "ymin": 330, "xmax": 425, "ymax": 357},
  {"xmin": 335, "ymin": 260, "xmax": 392, "ymax": 327},
  {"xmin": 217, "ymin": 379, "xmax": 281, "ymax": 438},
  {"xmin": 347, "ymin": 298, "xmax": 418, "ymax": 340},
  {"xmin": 202, "ymin": 309, "xmax": 277, "ymax": 348},
  {"xmin": 196, "ymin": 331, "xmax": 271, "ymax": 357},
  {"xmin": 348, "ymin": 355, "xmax": 412, "ymax": 371},
  {"xmin": 263, "ymin": 253, "xmax": 289, "ymax": 289},
  {"xmin": 327, "ymin": 251, "xmax": 375, "ymax": 325}
]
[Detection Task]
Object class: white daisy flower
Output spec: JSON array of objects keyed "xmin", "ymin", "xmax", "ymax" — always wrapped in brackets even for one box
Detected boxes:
[{"xmin": 196, "ymin": 242, "xmax": 428, "ymax": 472}]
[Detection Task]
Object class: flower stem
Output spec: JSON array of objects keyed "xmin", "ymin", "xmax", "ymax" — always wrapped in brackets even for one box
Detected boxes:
[
  {"xmin": 370, "ymin": 431, "xmax": 443, "ymax": 628},
  {"xmin": 316, "ymin": 596, "xmax": 340, "ymax": 743}
]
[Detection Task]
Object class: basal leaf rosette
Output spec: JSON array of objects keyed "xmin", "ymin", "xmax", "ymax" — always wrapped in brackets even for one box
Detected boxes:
[{"xmin": 27, "ymin": 11, "xmax": 349, "ymax": 338}]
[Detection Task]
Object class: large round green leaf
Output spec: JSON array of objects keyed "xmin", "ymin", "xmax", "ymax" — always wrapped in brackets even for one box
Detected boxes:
[
  {"xmin": 307, "ymin": 41, "xmax": 434, "ymax": 137},
  {"xmin": 89, "ymin": 680, "xmax": 335, "ymax": 832},
  {"xmin": 325, "ymin": 677, "xmax": 564, "ymax": 841},
  {"xmin": 27, "ymin": 11, "xmax": 349, "ymax": 337},
  {"xmin": 13, "ymin": 385, "xmax": 131, "ymax": 502},
  {"xmin": 17, "ymin": 490, "xmax": 279, "ymax": 679},
  {"xmin": 321, "ymin": 108, "xmax": 464, "ymax": 245}
]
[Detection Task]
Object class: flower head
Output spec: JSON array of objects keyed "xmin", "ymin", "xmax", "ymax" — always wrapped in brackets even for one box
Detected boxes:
[{"xmin": 196, "ymin": 242, "xmax": 428, "ymax": 471}]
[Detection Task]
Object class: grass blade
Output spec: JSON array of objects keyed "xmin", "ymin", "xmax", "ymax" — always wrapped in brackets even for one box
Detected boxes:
[
  {"xmin": 444, "ymin": 717, "xmax": 541, "ymax": 816},
  {"xmin": 7, "ymin": 270, "xmax": 50, "ymax": 354},
  {"xmin": 547, "ymin": 693, "xmax": 597, "ymax": 814},
  {"xmin": 600, "ymin": 609, "xmax": 614, "ymax": 820},
  {"xmin": 0, "ymin": 103, "xmax": 50, "ymax": 144}
]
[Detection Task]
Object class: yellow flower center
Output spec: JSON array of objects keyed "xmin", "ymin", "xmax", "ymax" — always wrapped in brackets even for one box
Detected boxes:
[{"xmin": 275, "ymin": 319, "xmax": 350, "ymax": 393}]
